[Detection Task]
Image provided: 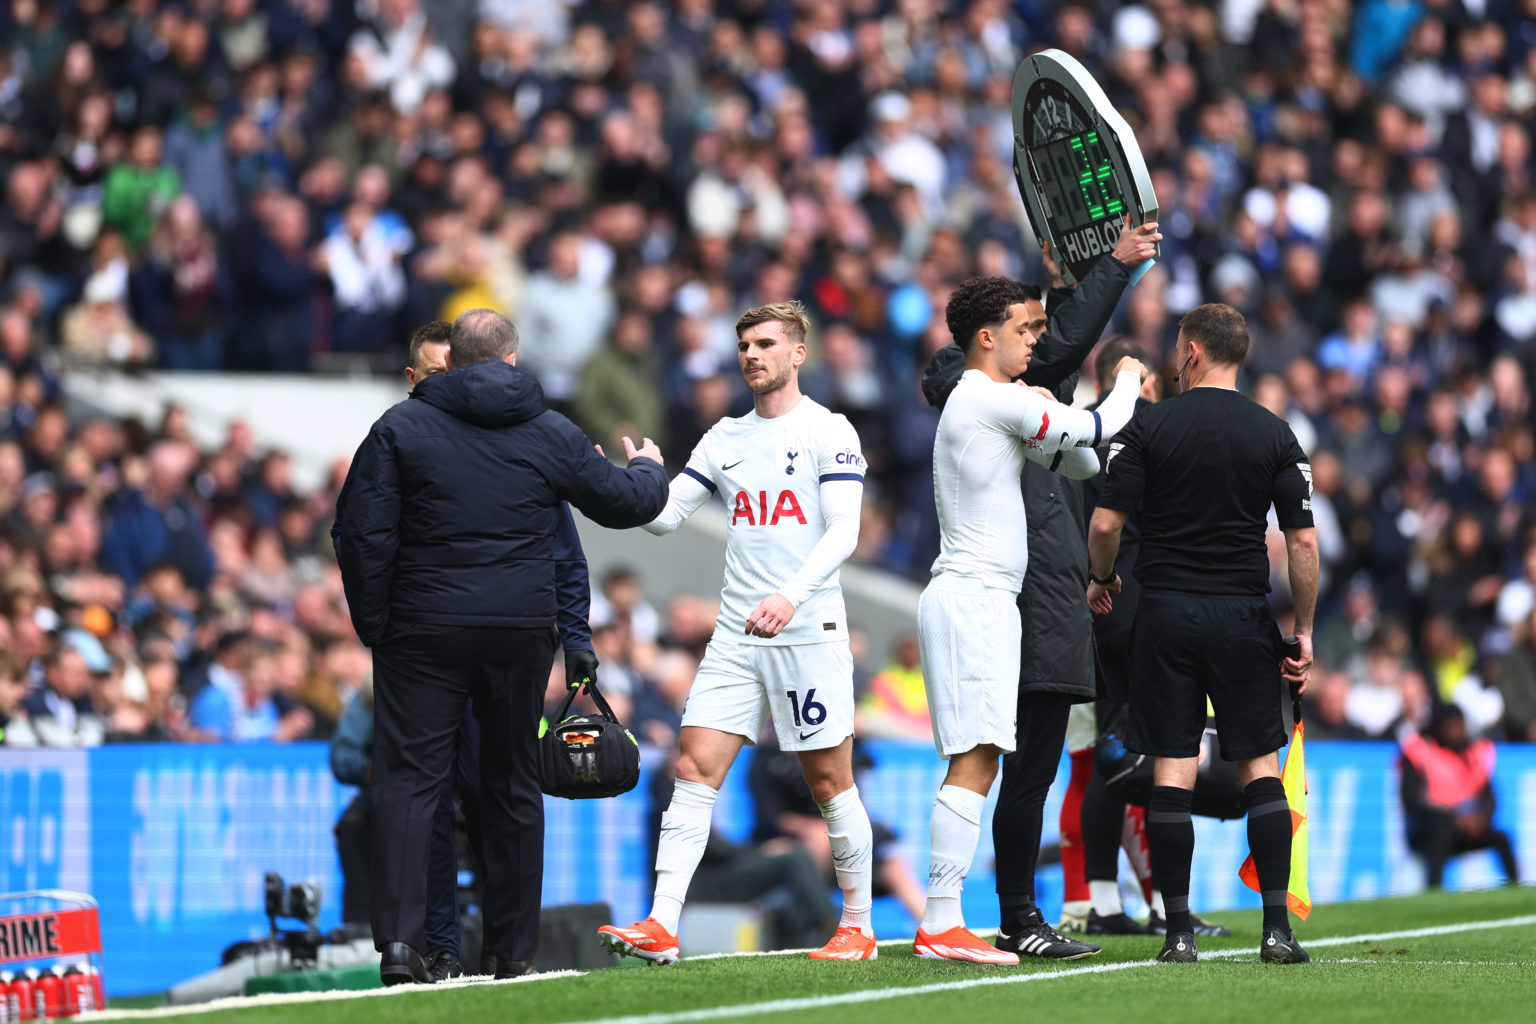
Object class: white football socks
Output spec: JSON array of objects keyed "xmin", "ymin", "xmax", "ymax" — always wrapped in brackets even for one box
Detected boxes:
[
  {"xmin": 820, "ymin": 785, "xmax": 874, "ymax": 934},
  {"xmin": 1090, "ymin": 879, "xmax": 1123, "ymax": 917},
  {"xmin": 649, "ymin": 778, "xmax": 718, "ymax": 934},
  {"xmin": 920, "ymin": 784, "xmax": 986, "ymax": 934}
]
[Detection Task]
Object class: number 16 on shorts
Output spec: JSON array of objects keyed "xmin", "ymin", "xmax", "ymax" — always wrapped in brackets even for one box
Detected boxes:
[{"xmin": 787, "ymin": 688, "xmax": 827, "ymax": 729}]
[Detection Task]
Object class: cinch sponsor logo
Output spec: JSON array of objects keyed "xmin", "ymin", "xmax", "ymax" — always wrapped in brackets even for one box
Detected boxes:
[
  {"xmin": 1060, "ymin": 220, "xmax": 1121, "ymax": 264},
  {"xmin": 731, "ymin": 490, "xmax": 807, "ymax": 526},
  {"xmin": 834, "ymin": 451, "xmax": 865, "ymax": 467},
  {"xmin": 0, "ymin": 914, "xmax": 61, "ymax": 958}
]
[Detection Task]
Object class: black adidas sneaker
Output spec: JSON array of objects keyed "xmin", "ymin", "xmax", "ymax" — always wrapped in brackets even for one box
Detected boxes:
[
  {"xmin": 1086, "ymin": 910, "xmax": 1157, "ymax": 935},
  {"xmin": 994, "ymin": 911, "xmax": 1101, "ymax": 960}
]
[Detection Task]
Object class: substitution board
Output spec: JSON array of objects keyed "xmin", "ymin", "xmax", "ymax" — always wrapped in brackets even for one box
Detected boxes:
[{"xmin": 1012, "ymin": 49, "xmax": 1159, "ymax": 285}]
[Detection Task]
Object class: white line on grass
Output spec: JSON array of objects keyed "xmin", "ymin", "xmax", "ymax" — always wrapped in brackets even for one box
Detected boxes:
[
  {"xmin": 560, "ymin": 915, "xmax": 1536, "ymax": 1024},
  {"xmin": 89, "ymin": 914, "xmax": 1536, "ymax": 1023},
  {"xmin": 89, "ymin": 969, "xmax": 588, "ymax": 1021}
]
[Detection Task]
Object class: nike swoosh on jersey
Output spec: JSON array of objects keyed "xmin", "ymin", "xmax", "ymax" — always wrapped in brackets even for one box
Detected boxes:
[
  {"xmin": 721, "ymin": 460, "xmax": 744, "ymax": 470},
  {"xmin": 798, "ymin": 728, "xmax": 824, "ymax": 742}
]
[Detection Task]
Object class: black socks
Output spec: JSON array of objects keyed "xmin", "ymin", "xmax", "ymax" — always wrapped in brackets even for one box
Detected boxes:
[
  {"xmin": 1245, "ymin": 776, "xmax": 1293, "ymax": 931},
  {"xmin": 1147, "ymin": 786, "xmax": 1195, "ymax": 934}
]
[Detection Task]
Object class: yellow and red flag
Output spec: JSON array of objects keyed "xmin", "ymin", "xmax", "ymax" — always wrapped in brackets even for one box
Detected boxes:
[{"xmin": 1239, "ymin": 717, "xmax": 1311, "ymax": 920}]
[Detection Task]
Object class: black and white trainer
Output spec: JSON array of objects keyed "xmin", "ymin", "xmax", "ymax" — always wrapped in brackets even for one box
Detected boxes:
[
  {"xmin": 1148, "ymin": 910, "xmax": 1232, "ymax": 937},
  {"xmin": 1156, "ymin": 931, "xmax": 1198, "ymax": 963},
  {"xmin": 994, "ymin": 911, "xmax": 1101, "ymax": 960},
  {"xmin": 1087, "ymin": 910, "xmax": 1157, "ymax": 935},
  {"xmin": 1260, "ymin": 926, "xmax": 1311, "ymax": 964}
]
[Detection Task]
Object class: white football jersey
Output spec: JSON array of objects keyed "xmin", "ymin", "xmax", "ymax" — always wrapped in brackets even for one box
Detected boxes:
[
  {"xmin": 930, "ymin": 369, "xmax": 1139, "ymax": 592},
  {"xmin": 683, "ymin": 398, "xmax": 865, "ymax": 646}
]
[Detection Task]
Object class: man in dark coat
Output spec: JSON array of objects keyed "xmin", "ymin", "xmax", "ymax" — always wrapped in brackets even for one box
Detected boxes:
[
  {"xmin": 335, "ymin": 308, "xmax": 668, "ymax": 984},
  {"xmin": 921, "ymin": 220, "xmax": 1160, "ymax": 957}
]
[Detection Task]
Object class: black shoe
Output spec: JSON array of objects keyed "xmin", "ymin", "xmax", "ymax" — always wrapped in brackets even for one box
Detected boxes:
[
  {"xmin": 994, "ymin": 911, "xmax": 1101, "ymax": 960},
  {"xmin": 380, "ymin": 942, "xmax": 431, "ymax": 986},
  {"xmin": 494, "ymin": 960, "xmax": 537, "ymax": 979},
  {"xmin": 1148, "ymin": 911, "xmax": 1232, "ymax": 938},
  {"xmin": 1260, "ymin": 926, "xmax": 1310, "ymax": 964},
  {"xmin": 426, "ymin": 950, "xmax": 464, "ymax": 983},
  {"xmin": 1156, "ymin": 931, "xmax": 1198, "ymax": 963},
  {"xmin": 1086, "ymin": 910, "xmax": 1157, "ymax": 936}
]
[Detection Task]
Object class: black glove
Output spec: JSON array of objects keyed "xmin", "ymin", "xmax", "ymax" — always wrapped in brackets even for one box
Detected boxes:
[{"xmin": 565, "ymin": 648, "xmax": 599, "ymax": 690}]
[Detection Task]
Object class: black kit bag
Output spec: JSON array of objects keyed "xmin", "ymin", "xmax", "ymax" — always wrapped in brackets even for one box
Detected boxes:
[
  {"xmin": 1095, "ymin": 704, "xmax": 1247, "ymax": 820},
  {"xmin": 540, "ymin": 677, "xmax": 642, "ymax": 799}
]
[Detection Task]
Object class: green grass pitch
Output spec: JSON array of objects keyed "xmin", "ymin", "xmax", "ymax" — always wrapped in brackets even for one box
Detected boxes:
[{"xmin": 103, "ymin": 887, "xmax": 1536, "ymax": 1024}]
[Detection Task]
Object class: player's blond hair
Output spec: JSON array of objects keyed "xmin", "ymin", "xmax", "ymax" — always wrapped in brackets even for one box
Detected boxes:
[{"xmin": 735, "ymin": 301, "xmax": 812, "ymax": 345}]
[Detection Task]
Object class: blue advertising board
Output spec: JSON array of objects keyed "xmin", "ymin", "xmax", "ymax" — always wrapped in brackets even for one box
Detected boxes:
[{"xmin": 1, "ymin": 740, "xmax": 1532, "ymax": 995}]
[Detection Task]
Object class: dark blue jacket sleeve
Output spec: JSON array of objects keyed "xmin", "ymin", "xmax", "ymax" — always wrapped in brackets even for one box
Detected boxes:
[
  {"xmin": 554, "ymin": 502, "xmax": 593, "ymax": 653},
  {"xmin": 336, "ymin": 423, "xmax": 402, "ymax": 648},
  {"xmin": 549, "ymin": 417, "xmax": 670, "ymax": 528},
  {"xmin": 330, "ymin": 472, "xmax": 352, "ymax": 562},
  {"xmin": 1023, "ymin": 255, "xmax": 1130, "ymax": 396}
]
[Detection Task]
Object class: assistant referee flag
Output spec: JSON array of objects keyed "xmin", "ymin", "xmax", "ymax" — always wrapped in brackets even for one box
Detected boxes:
[{"xmin": 1239, "ymin": 716, "xmax": 1310, "ymax": 920}]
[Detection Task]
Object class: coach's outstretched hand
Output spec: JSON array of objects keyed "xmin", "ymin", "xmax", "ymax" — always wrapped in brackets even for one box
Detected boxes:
[
  {"xmin": 746, "ymin": 592, "xmax": 795, "ymax": 639},
  {"xmin": 622, "ymin": 435, "xmax": 663, "ymax": 465}
]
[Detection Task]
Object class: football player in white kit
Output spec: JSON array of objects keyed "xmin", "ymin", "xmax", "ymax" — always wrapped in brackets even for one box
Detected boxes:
[
  {"xmin": 914, "ymin": 277, "xmax": 1149, "ymax": 964},
  {"xmin": 599, "ymin": 301, "xmax": 880, "ymax": 963}
]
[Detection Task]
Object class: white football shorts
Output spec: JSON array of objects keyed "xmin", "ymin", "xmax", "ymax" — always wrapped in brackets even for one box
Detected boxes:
[
  {"xmin": 682, "ymin": 638, "xmax": 854, "ymax": 751},
  {"xmin": 918, "ymin": 575, "xmax": 1021, "ymax": 759}
]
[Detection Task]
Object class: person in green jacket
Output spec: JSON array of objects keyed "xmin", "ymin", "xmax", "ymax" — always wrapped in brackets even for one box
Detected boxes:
[
  {"xmin": 574, "ymin": 309, "xmax": 669, "ymax": 458},
  {"xmin": 101, "ymin": 126, "xmax": 182, "ymax": 253}
]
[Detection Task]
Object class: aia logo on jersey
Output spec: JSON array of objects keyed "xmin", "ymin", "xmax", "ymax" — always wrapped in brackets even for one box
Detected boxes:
[
  {"xmin": 1023, "ymin": 411, "xmax": 1050, "ymax": 451},
  {"xmin": 732, "ymin": 490, "xmax": 807, "ymax": 526}
]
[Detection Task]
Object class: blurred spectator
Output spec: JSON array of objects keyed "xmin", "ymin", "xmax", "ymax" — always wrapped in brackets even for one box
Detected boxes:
[
  {"xmin": 517, "ymin": 230, "xmax": 614, "ymax": 411},
  {"xmin": 59, "ymin": 270, "xmax": 154, "ymax": 367},
  {"xmin": 1399, "ymin": 704, "xmax": 1521, "ymax": 888},
  {"xmin": 1498, "ymin": 607, "xmax": 1536, "ymax": 742},
  {"xmin": 130, "ymin": 196, "xmax": 234, "ymax": 369},
  {"xmin": 320, "ymin": 201, "xmax": 407, "ymax": 354},
  {"xmin": 100, "ymin": 439, "xmax": 213, "ymax": 591},
  {"xmin": 100, "ymin": 126, "xmax": 180, "ymax": 253},
  {"xmin": 19, "ymin": 632, "xmax": 106, "ymax": 747},
  {"xmin": 164, "ymin": 90, "xmax": 238, "ymax": 234},
  {"xmin": 855, "ymin": 634, "xmax": 930, "ymax": 741},
  {"xmin": 188, "ymin": 631, "xmax": 312, "ymax": 742},
  {"xmin": 574, "ymin": 309, "xmax": 668, "ymax": 457},
  {"xmin": 0, "ymin": 649, "xmax": 37, "ymax": 746}
]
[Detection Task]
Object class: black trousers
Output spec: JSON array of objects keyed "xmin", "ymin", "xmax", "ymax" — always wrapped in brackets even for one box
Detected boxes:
[
  {"xmin": 371, "ymin": 625, "xmax": 556, "ymax": 965},
  {"xmin": 1408, "ymin": 813, "xmax": 1520, "ymax": 888},
  {"xmin": 425, "ymin": 703, "xmax": 483, "ymax": 957},
  {"xmin": 993, "ymin": 690, "xmax": 1073, "ymax": 902}
]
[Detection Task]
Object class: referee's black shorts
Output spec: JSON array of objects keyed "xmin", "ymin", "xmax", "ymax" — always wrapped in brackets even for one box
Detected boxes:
[{"xmin": 1126, "ymin": 590, "xmax": 1286, "ymax": 762}]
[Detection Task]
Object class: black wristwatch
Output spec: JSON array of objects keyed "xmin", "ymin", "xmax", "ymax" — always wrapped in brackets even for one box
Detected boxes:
[{"xmin": 1089, "ymin": 570, "xmax": 1118, "ymax": 586}]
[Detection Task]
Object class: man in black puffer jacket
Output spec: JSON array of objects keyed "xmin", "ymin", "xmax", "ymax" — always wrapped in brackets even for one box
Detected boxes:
[
  {"xmin": 336, "ymin": 308, "xmax": 668, "ymax": 985},
  {"xmin": 921, "ymin": 220, "xmax": 1160, "ymax": 957}
]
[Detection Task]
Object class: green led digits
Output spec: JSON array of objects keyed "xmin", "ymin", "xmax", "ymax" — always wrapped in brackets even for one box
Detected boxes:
[{"xmin": 1064, "ymin": 131, "xmax": 1122, "ymax": 224}]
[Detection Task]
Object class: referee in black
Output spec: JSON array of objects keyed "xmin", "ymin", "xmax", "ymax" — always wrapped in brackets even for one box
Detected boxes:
[
  {"xmin": 337, "ymin": 308, "xmax": 668, "ymax": 984},
  {"xmin": 1085, "ymin": 303, "xmax": 1317, "ymax": 964}
]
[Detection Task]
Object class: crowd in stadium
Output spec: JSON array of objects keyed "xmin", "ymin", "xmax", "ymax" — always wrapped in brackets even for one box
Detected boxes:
[{"xmin": 0, "ymin": 0, "xmax": 1535, "ymax": 750}]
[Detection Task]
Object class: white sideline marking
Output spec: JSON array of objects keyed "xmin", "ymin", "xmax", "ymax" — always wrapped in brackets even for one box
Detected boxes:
[
  {"xmin": 560, "ymin": 915, "xmax": 1536, "ymax": 1024},
  {"xmin": 89, "ymin": 914, "xmax": 1536, "ymax": 1022},
  {"xmin": 89, "ymin": 969, "xmax": 587, "ymax": 1021}
]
